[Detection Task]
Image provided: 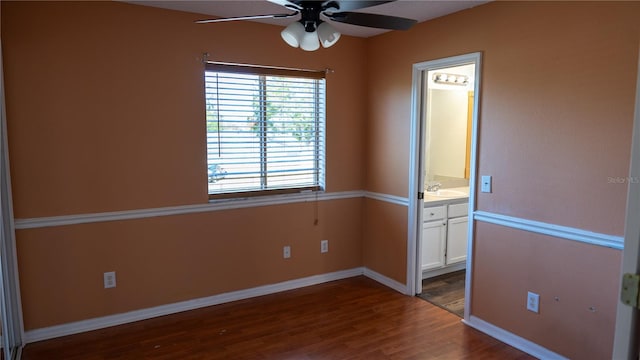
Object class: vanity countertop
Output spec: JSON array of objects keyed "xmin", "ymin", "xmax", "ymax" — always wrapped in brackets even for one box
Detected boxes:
[{"xmin": 424, "ymin": 186, "xmax": 470, "ymax": 206}]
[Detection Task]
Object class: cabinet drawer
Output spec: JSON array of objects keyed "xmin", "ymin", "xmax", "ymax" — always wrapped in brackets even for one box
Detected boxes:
[
  {"xmin": 448, "ymin": 203, "xmax": 469, "ymax": 218},
  {"xmin": 424, "ymin": 205, "xmax": 446, "ymax": 221}
]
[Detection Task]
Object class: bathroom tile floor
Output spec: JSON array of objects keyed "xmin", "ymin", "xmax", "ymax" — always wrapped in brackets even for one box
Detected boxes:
[{"xmin": 418, "ymin": 270, "xmax": 466, "ymax": 317}]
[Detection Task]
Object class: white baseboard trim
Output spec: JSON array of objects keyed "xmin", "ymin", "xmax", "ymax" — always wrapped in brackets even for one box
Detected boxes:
[
  {"xmin": 24, "ymin": 267, "xmax": 365, "ymax": 344},
  {"xmin": 464, "ymin": 315, "xmax": 569, "ymax": 360},
  {"xmin": 363, "ymin": 267, "xmax": 408, "ymax": 294},
  {"xmin": 422, "ymin": 262, "xmax": 465, "ymax": 279}
]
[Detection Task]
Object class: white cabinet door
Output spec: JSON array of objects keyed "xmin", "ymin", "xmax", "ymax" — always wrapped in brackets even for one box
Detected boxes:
[
  {"xmin": 422, "ymin": 220, "xmax": 446, "ymax": 271},
  {"xmin": 446, "ymin": 216, "xmax": 468, "ymax": 265}
]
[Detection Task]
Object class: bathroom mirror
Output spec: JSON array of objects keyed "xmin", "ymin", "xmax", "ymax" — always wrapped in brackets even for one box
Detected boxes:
[{"xmin": 424, "ymin": 64, "xmax": 475, "ymax": 189}]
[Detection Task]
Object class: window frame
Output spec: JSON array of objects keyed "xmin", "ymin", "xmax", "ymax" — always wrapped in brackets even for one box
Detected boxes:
[{"xmin": 204, "ymin": 62, "xmax": 326, "ymax": 200}]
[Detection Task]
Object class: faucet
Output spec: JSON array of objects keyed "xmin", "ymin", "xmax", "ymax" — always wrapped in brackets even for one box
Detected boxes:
[{"xmin": 426, "ymin": 182, "xmax": 442, "ymax": 192}]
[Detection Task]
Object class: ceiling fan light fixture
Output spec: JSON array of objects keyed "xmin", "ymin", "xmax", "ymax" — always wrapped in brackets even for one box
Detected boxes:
[
  {"xmin": 281, "ymin": 21, "xmax": 305, "ymax": 48},
  {"xmin": 300, "ymin": 31, "xmax": 320, "ymax": 51},
  {"xmin": 198, "ymin": 1, "xmax": 418, "ymax": 52},
  {"xmin": 317, "ymin": 22, "xmax": 341, "ymax": 48}
]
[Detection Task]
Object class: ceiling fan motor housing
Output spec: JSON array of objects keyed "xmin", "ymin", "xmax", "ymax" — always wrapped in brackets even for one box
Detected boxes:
[{"xmin": 299, "ymin": 2, "xmax": 323, "ymax": 32}]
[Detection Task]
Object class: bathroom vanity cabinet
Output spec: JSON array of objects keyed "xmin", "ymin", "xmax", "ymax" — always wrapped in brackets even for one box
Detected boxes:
[{"xmin": 421, "ymin": 201, "xmax": 469, "ymax": 278}]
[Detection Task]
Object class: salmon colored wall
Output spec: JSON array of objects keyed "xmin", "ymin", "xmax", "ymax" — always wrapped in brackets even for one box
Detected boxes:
[
  {"xmin": 362, "ymin": 198, "xmax": 407, "ymax": 284},
  {"xmin": 4, "ymin": 2, "xmax": 640, "ymax": 357},
  {"xmin": 17, "ymin": 199, "xmax": 363, "ymax": 329},
  {"xmin": 2, "ymin": 1, "xmax": 367, "ymax": 330},
  {"xmin": 2, "ymin": 1, "xmax": 367, "ymax": 217},
  {"xmin": 472, "ymin": 222, "xmax": 622, "ymax": 359},
  {"xmin": 473, "ymin": 3, "xmax": 637, "ymax": 236},
  {"xmin": 364, "ymin": 1, "xmax": 639, "ymax": 357}
]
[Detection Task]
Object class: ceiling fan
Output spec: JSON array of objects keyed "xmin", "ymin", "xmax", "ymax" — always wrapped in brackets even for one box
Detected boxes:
[{"xmin": 196, "ymin": 0, "xmax": 418, "ymax": 51}]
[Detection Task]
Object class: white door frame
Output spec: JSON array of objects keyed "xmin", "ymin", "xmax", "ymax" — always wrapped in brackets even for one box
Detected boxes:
[
  {"xmin": 0, "ymin": 40, "xmax": 25, "ymax": 359},
  {"xmin": 406, "ymin": 52, "xmax": 482, "ymax": 321},
  {"xmin": 612, "ymin": 46, "xmax": 640, "ymax": 360}
]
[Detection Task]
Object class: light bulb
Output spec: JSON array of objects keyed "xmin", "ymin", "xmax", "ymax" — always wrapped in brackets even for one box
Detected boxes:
[
  {"xmin": 281, "ymin": 22, "xmax": 305, "ymax": 48},
  {"xmin": 317, "ymin": 22, "xmax": 341, "ymax": 48},
  {"xmin": 300, "ymin": 31, "xmax": 320, "ymax": 51}
]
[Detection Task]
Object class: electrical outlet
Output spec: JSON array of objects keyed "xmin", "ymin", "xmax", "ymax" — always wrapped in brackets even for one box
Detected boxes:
[
  {"xmin": 481, "ymin": 175, "xmax": 492, "ymax": 193},
  {"xmin": 283, "ymin": 245, "xmax": 291, "ymax": 259},
  {"xmin": 527, "ymin": 291, "xmax": 539, "ymax": 313},
  {"xmin": 321, "ymin": 240, "xmax": 328, "ymax": 253},
  {"xmin": 104, "ymin": 271, "xmax": 116, "ymax": 289}
]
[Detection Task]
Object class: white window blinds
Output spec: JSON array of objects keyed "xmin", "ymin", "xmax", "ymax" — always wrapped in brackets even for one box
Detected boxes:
[{"xmin": 205, "ymin": 63, "xmax": 326, "ymax": 199}]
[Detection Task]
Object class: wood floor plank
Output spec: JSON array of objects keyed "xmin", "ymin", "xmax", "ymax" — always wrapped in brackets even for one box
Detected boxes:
[{"xmin": 22, "ymin": 276, "xmax": 533, "ymax": 359}]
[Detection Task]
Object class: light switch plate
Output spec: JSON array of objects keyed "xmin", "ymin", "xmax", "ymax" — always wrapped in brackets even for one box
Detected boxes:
[{"xmin": 481, "ymin": 175, "xmax": 492, "ymax": 193}]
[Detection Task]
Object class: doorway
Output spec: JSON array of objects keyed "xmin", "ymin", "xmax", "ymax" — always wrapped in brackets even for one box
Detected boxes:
[{"xmin": 406, "ymin": 53, "xmax": 481, "ymax": 322}]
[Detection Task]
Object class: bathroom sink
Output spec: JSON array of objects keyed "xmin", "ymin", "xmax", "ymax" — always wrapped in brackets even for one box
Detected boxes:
[{"xmin": 426, "ymin": 189, "xmax": 467, "ymax": 198}]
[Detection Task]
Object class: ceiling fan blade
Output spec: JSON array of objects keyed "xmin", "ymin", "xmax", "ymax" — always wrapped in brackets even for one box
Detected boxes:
[
  {"xmin": 196, "ymin": 12, "xmax": 297, "ymax": 24},
  {"xmin": 267, "ymin": 0, "xmax": 304, "ymax": 11},
  {"xmin": 327, "ymin": 11, "xmax": 416, "ymax": 30},
  {"xmin": 322, "ymin": 1, "xmax": 395, "ymax": 13},
  {"xmin": 269, "ymin": 0, "xmax": 394, "ymax": 12}
]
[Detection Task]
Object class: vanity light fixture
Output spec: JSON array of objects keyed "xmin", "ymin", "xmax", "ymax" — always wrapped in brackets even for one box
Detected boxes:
[{"xmin": 433, "ymin": 73, "xmax": 469, "ymax": 86}]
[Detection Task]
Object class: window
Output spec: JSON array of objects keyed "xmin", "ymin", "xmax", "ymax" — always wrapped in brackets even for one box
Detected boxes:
[{"xmin": 205, "ymin": 63, "xmax": 326, "ymax": 199}]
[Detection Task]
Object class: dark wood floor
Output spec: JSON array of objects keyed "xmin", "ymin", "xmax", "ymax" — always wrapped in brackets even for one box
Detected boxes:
[
  {"xmin": 419, "ymin": 270, "xmax": 466, "ymax": 318},
  {"xmin": 22, "ymin": 276, "xmax": 533, "ymax": 359}
]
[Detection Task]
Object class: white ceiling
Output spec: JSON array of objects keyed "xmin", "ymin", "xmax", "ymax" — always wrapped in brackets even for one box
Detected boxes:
[{"xmin": 125, "ymin": 0, "xmax": 488, "ymax": 38}]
